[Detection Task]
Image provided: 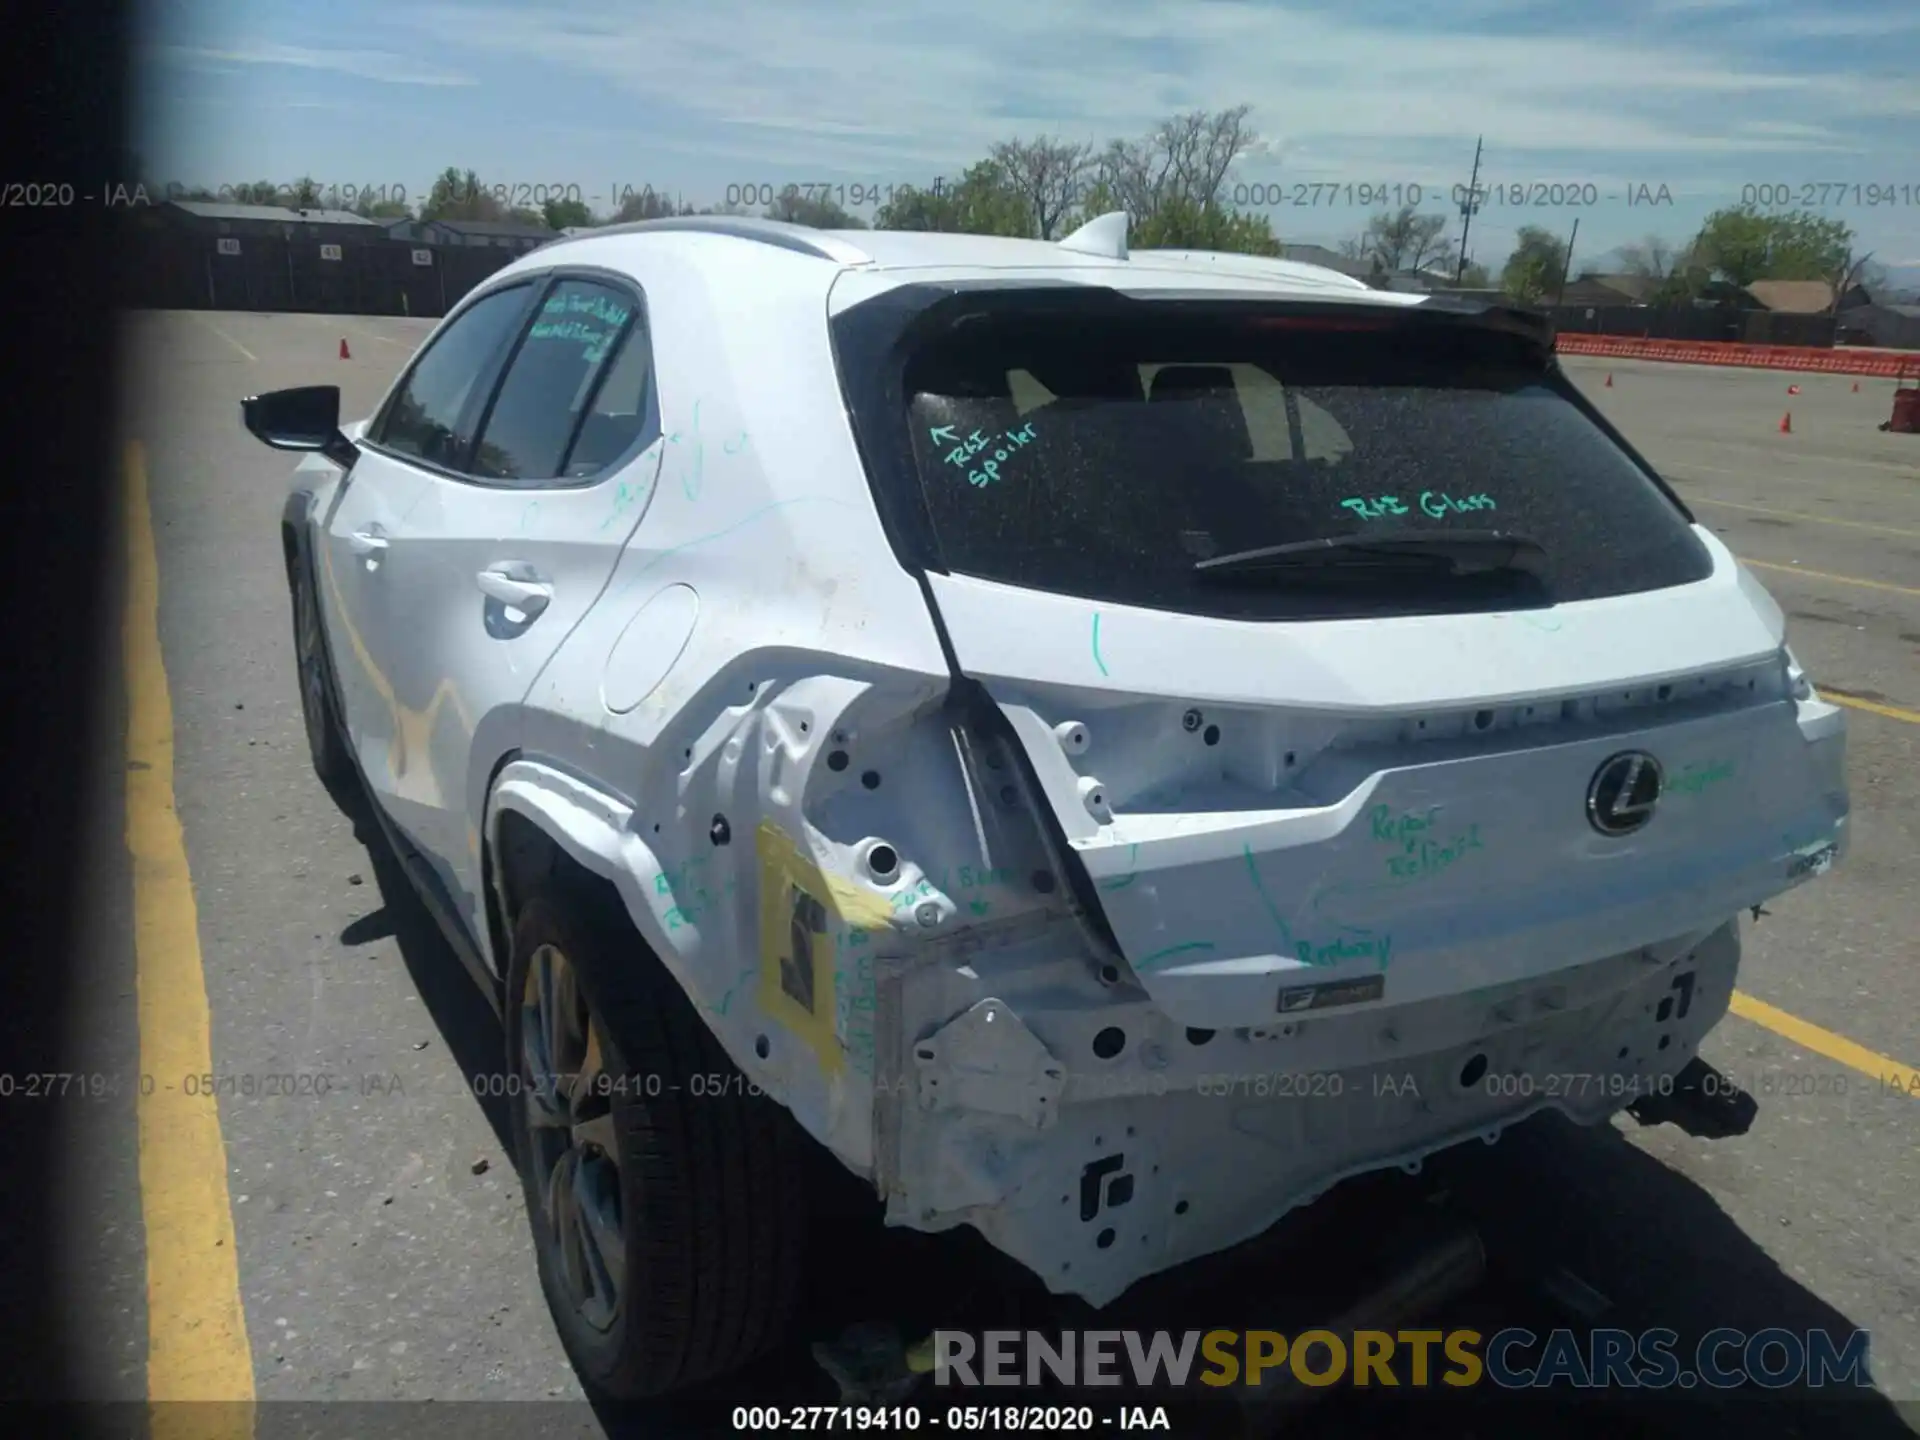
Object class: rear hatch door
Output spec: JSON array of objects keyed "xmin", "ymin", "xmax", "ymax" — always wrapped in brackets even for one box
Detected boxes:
[{"xmin": 835, "ymin": 289, "xmax": 1848, "ymax": 1028}]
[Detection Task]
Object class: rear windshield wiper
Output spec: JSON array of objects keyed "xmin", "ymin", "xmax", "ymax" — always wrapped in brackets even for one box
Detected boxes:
[{"xmin": 1193, "ymin": 529, "xmax": 1547, "ymax": 580}]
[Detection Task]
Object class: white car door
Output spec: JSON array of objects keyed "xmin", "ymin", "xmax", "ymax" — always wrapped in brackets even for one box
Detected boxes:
[
  {"xmin": 317, "ymin": 280, "xmax": 541, "ymax": 842},
  {"xmin": 363, "ymin": 270, "xmax": 666, "ymax": 950}
]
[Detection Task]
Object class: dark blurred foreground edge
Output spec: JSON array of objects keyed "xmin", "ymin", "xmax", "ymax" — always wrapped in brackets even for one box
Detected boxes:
[{"xmin": 0, "ymin": 0, "xmax": 134, "ymax": 1424}]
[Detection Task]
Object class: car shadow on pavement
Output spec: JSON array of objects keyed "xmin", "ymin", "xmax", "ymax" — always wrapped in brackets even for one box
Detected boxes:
[
  {"xmin": 1350, "ymin": 1114, "xmax": 1919, "ymax": 1438},
  {"xmin": 578, "ymin": 1109, "xmax": 1918, "ymax": 1440},
  {"xmin": 330, "ymin": 782, "xmax": 1911, "ymax": 1437},
  {"xmin": 336, "ymin": 782, "xmax": 514, "ymax": 1152}
]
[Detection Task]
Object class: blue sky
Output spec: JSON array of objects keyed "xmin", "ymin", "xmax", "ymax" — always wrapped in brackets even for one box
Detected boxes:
[{"xmin": 138, "ymin": 0, "xmax": 1920, "ymax": 276}]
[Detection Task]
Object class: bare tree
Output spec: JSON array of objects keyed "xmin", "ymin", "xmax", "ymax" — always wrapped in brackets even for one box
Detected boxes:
[
  {"xmin": 1352, "ymin": 205, "xmax": 1448, "ymax": 273},
  {"xmin": 1617, "ymin": 234, "xmax": 1682, "ymax": 280},
  {"xmin": 1854, "ymin": 258, "xmax": 1895, "ymax": 302},
  {"xmin": 1095, "ymin": 104, "xmax": 1258, "ymax": 217},
  {"xmin": 1335, "ymin": 208, "xmax": 1447, "ymax": 281},
  {"xmin": 990, "ymin": 136, "xmax": 1094, "ymax": 240},
  {"xmin": 1828, "ymin": 248, "xmax": 1874, "ymax": 314}
]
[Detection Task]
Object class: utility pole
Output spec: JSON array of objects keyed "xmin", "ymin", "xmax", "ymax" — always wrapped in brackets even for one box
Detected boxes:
[
  {"xmin": 1455, "ymin": 136, "xmax": 1483, "ymax": 283},
  {"xmin": 1555, "ymin": 217, "xmax": 1579, "ymax": 305}
]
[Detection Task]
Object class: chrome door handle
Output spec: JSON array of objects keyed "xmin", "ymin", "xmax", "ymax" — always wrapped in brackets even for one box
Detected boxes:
[
  {"xmin": 476, "ymin": 567, "xmax": 553, "ymax": 616},
  {"xmin": 348, "ymin": 530, "xmax": 389, "ymax": 556}
]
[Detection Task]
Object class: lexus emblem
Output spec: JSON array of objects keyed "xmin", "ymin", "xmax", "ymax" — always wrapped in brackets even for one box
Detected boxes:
[{"xmin": 1587, "ymin": 751, "xmax": 1663, "ymax": 836}]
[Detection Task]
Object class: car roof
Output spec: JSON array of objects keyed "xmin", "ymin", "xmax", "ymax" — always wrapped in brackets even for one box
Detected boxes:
[{"xmin": 521, "ymin": 213, "xmax": 1428, "ymax": 309}]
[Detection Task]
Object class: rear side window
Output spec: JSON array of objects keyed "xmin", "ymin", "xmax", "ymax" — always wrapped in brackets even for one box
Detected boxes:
[
  {"xmin": 900, "ymin": 313, "xmax": 1711, "ymax": 620},
  {"xmin": 564, "ymin": 310, "xmax": 656, "ymax": 475},
  {"xmin": 375, "ymin": 283, "xmax": 531, "ymax": 467},
  {"xmin": 470, "ymin": 279, "xmax": 644, "ymax": 482}
]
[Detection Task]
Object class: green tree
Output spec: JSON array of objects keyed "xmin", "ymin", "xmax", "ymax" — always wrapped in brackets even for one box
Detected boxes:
[
  {"xmin": 1760, "ymin": 210, "xmax": 1854, "ymax": 283},
  {"xmin": 1128, "ymin": 194, "xmax": 1280, "ymax": 254},
  {"xmin": 354, "ymin": 196, "xmax": 412, "ymax": 220},
  {"xmin": 765, "ymin": 188, "xmax": 868, "ymax": 228},
  {"xmin": 285, "ymin": 176, "xmax": 323, "ymax": 209},
  {"xmin": 542, "ymin": 196, "xmax": 597, "ymax": 229},
  {"xmin": 1500, "ymin": 226, "xmax": 1570, "ymax": 304},
  {"xmin": 1457, "ymin": 261, "xmax": 1492, "ymax": 288},
  {"xmin": 611, "ymin": 187, "xmax": 683, "ymax": 223},
  {"xmin": 1688, "ymin": 206, "xmax": 1853, "ymax": 287},
  {"xmin": 505, "ymin": 205, "xmax": 547, "ymax": 228},
  {"xmin": 874, "ymin": 160, "xmax": 1034, "ymax": 236},
  {"xmin": 230, "ymin": 181, "xmax": 282, "ymax": 205},
  {"xmin": 420, "ymin": 167, "xmax": 504, "ymax": 222}
]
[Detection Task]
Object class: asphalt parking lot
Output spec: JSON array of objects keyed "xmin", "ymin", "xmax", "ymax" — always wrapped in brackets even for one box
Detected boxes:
[{"xmin": 62, "ymin": 310, "xmax": 1920, "ymax": 1436}]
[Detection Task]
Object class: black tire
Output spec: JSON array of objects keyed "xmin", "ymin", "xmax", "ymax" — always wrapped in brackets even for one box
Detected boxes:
[
  {"xmin": 287, "ymin": 548, "xmax": 356, "ymax": 798},
  {"xmin": 505, "ymin": 877, "xmax": 808, "ymax": 1400}
]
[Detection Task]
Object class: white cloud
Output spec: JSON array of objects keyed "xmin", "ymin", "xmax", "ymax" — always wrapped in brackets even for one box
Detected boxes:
[
  {"xmin": 153, "ymin": 41, "xmax": 476, "ymax": 86},
  {"xmin": 397, "ymin": 0, "xmax": 1911, "ymax": 171},
  {"xmin": 1759, "ymin": 11, "xmax": 1920, "ymax": 39}
]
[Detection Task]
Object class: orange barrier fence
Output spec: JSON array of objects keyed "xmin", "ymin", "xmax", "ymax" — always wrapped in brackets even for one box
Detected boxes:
[{"xmin": 1554, "ymin": 333, "xmax": 1919, "ymax": 378}]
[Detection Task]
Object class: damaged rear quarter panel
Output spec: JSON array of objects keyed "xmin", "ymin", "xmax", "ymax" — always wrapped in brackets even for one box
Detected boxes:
[{"xmin": 502, "ymin": 242, "xmax": 999, "ymax": 1174}]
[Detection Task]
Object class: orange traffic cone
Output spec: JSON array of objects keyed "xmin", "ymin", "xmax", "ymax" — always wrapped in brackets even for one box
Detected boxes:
[
  {"xmin": 1779, "ymin": 411, "xmax": 1792, "ymax": 433},
  {"xmin": 1786, "ymin": 383, "xmax": 1800, "ymax": 395},
  {"xmin": 339, "ymin": 338, "xmax": 351, "ymax": 360}
]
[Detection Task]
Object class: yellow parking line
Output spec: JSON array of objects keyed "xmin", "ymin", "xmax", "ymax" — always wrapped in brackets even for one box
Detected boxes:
[
  {"xmin": 1739, "ymin": 556, "xmax": 1920, "ymax": 598},
  {"xmin": 1819, "ymin": 689, "xmax": 1920, "ymax": 725},
  {"xmin": 1729, "ymin": 992, "xmax": 1920, "ymax": 1096},
  {"xmin": 1685, "ymin": 492, "xmax": 1920, "ymax": 540},
  {"xmin": 124, "ymin": 440, "xmax": 256, "ymax": 1426}
]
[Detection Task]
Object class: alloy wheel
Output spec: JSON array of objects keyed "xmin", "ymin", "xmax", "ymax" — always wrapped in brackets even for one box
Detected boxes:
[{"xmin": 520, "ymin": 942, "xmax": 626, "ymax": 1333}]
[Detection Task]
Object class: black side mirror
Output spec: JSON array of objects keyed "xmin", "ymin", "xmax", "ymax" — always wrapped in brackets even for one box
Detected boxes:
[{"xmin": 242, "ymin": 385, "xmax": 360, "ymax": 469}]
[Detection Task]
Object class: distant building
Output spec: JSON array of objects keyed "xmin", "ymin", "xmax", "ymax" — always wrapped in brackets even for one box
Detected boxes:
[
  {"xmin": 1278, "ymin": 244, "xmax": 1380, "ymax": 284},
  {"xmin": 385, "ymin": 217, "xmax": 555, "ymax": 253},
  {"xmin": 1835, "ymin": 300, "xmax": 1920, "ymax": 350},
  {"xmin": 1556, "ymin": 273, "xmax": 1661, "ymax": 306},
  {"xmin": 1376, "ymin": 264, "xmax": 1460, "ymax": 294},
  {"xmin": 1743, "ymin": 279, "xmax": 1871, "ymax": 315},
  {"xmin": 158, "ymin": 200, "xmax": 385, "ymax": 246}
]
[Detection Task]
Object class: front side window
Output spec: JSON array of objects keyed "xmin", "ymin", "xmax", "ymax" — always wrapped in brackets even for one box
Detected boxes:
[
  {"xmin": 469, "ymin": 278, "xmax": 644, "ymax": 483},
  {"xmin": 896, "ymin": 308, "xmax": 1710, "ymax": 620},
  {"xmin": 374, "ymin": 283, "xmax": 532, "ymax": 468}
]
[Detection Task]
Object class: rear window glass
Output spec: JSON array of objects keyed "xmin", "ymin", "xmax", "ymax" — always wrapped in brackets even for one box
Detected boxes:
[
  {"xmin": 470, "ymin": 279, "xmax": 641, "ymax": 482},
  {"xmin": 901, "ymin": 314, "xmax": 1710, "ymax": 619}
]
